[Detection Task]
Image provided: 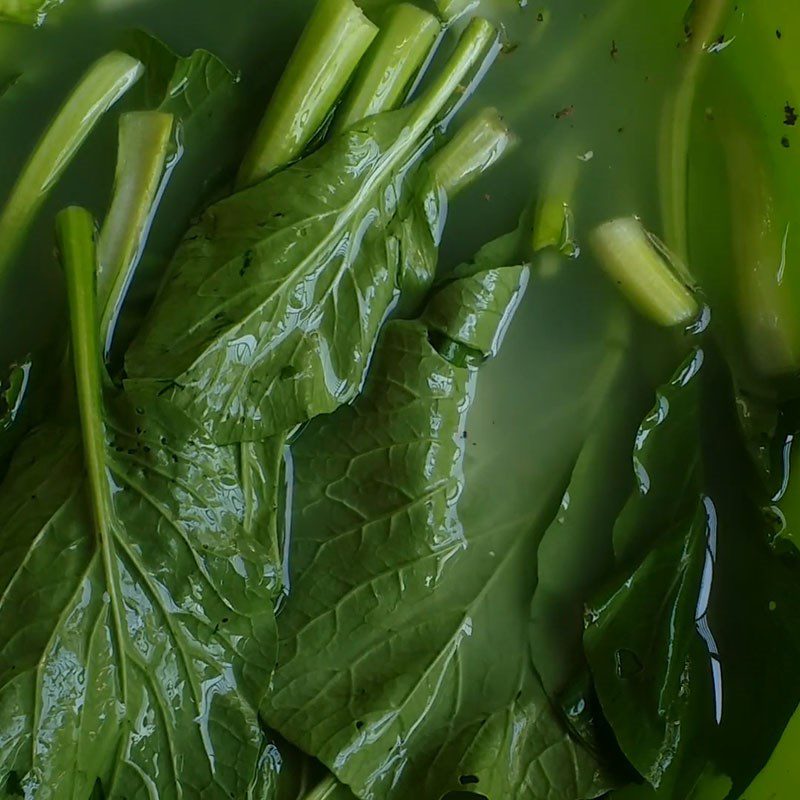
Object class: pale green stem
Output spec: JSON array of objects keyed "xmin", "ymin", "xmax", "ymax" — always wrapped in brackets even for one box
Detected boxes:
[
  {"xmin": 237, "ymin": 0, "xmax": 378, "ymax": 187},
  {"xmin": 403, "ymin": 17, "xmax": 497, "ymax": 138},
  {"xmin": 531, "ymin": 147, "xmax": 581, "ymax": 255},
  {"xmin": 427, "ymin": 107, "xmax": 516, "ymax": 197},
  {"xmin": 435, "ymin": 0, "xmax": 477, "ymax": 23},
  {"xmin": 335, "ymin": 3, "xmax": 440, "ymax": 132},
  {"xmin": 240, "ymin": 437, "xmax": 285, "ymax": 573},
  {"xmin": 0, "ymin": 52, "xmax": 143, "ymax": 284},
  {"xmin": 98, "ymin": 111, "xmax": 175, "ymax": 358},
  {"xmin": 659, "ymin": 0, "xmax": 732, "ymax": 259},
  {"xmin": 590, "ymin": 217, "xmax": 700, "ymax": 327},
  {"xmin": 56, "ymin": 206, "xmax": 128, "ymax": 699},
  {"xmin": 723, "ymin": 119, "xmax": 800, "ymax": 377}
]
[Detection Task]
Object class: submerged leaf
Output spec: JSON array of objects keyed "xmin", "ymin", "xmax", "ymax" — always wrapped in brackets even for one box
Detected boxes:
[
  {"xmin": 126, "ymin": 108, "xmax": 446, "ymax": 444},
  {"xmin": 584, "ymin": 345, "xmax": 800, "ymax": 796},
  {"xmin": 266, "ymin": 238, "xmax": 615, "ymax": 800},
  {"xmin": 0, "ymin": 395, "xmax": 278, "ymax": 797}
]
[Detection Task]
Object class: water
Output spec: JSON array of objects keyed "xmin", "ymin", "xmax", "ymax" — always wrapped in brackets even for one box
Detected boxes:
[
  {"xmin": 0, "ymin": 0, "xmax": 752, "ymax": 794},
  {"xmin": 0, "ymin": 0, "xmax": 692, "ymax": 702}
]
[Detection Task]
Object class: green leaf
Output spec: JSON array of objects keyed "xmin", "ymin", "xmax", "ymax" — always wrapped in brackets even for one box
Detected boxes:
[
  {"xmin": 265, "ymin": 238, "xmax": 616, "ymax": 800},
  {"xmin": 530, "ymin": 310, "xmax": 653, "ymax": 695},
  {"xmin": 126, "ymin": 112, "xmax": 446, "ymax": 444},
  {"xmin": 0, "ymin": 402, "xmax": 279, "ymax": 797},
  {"xmin": 125, "ymin": 20, "xmax": 498, "ymax": 444},
  {"xmin": 122, "ymin": 30, "xmax": 239, "ymax": 120},
  {"xmin": 584, "ymin": 345, "xmax": 800, "ymax": 796},
  {"xmin": 0, "ymin": 209, "xmax": 279, "ymax": 797}
]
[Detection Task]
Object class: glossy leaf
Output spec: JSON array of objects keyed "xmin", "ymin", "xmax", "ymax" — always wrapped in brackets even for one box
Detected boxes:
[
  {"xmin": 0, "ymin": 395, "xmax": 279, "ymax": 798},
  {"xmin": 125, "ymin": 109, "xmax": 448, "ymax": 444},
  {"xmin": 125, "ymin": 18, "xmax": 499, "ymax": 444},
  {"xmin": 584, "ymin": 345, "xmax": 800, "ymax": 796},
  {"xmin": 266, "ymin": 240, "xmax": 615, "ymax": 800}
]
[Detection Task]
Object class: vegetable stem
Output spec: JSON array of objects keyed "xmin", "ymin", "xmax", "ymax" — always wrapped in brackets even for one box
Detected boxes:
[
  {"xmin": 98, "ymin": 111, "xmax": 175, "ymax": 359},
  {"xmin": 659, "ymin": 0, "xmax": 732, "ymax": 259},
  {"xmin": 301, "ymin": 775, "xmax": 339, "ymax": 800},
  {"xmin": 531, "ymin": 147, "xmax": 580, "ymax": 255},
  {"xmin": 435, "ymin": 0, "xmax": 477, "ymax": 22},
  {"xmin": 590, "ymin": 217, "xmax": 700, "ymax": 327},
  {"xmin": 237, "ymin": 0, "xmax": 378, "ymax": 187},
  {"xmin": 405, "ymin": 17, "xmax": 498, "ymax": 138},
  {"xmin": 723, "ymin": 120, "xmax": 800, "ymax": 377},
  {"xmin": 335, "ymin": 3, "xmax": 440, "ymax": 132},
  {"xmin": 0, "ymin": 52, "xmax": 143, "ymax": 284},
  {"xmin": 426, "ymin": 107, "xmax": 516, "ymax": 197},
  {"xmin": 241, "ymin": 437, "xmax": 285, "ymax": 572},
  {"xmin": 57, "ymin": 206, "xmax": 128, "ymax": 697}
]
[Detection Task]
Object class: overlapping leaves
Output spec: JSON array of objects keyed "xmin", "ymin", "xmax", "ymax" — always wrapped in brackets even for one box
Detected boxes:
[
  {"xmin": 125, "ymin": 107, "xmax": 447, "ymax": 445},
  {"xmin": 265, "ymin": 238, "xmax": 617, "ymax": 800},
  {"xmin": 0, "ymin": 394, "xmax": 278, "ymax": 798}
]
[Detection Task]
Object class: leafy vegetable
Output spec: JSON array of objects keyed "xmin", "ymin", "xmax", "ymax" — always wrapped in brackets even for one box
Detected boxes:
[
  {"xmin": 0, "ymin": 208, "xmax": 279, "ymax": 797},
  {"xmin": 0, "ymin": 52, "xmax": 143, "ymax": 285},
  {"xmin": 584, "ymin": 343, "xmax": 800, "ymax": 797},
  {"xmin": 125, "ymin": 18, "xmax": 501, "ymax": 445},
  {"xmin": 265, "ymin": 232, "xmax": 616, "ymax": 800}
]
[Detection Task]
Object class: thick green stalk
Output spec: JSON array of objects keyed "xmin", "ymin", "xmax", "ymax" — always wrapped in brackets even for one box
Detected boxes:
[
  {"xmin": 57, "ymin": 206, "xmax": 128, "ymax": 698},
  {"xmin": 98, "ymin": 111, "xmax": 175, "ymax": 357},
  {"xmin": 659, "ymin": 0, "xmax": 732, "ymax": 259},
  {"xmin": 426, "ymin": 107, "xmax": 516, "ymax": 197},
  {"xmin": 0, "ymin": 52, "xmax": 143, "ymax": 284},
  {"xmin": 435, "ymin": 0, "xmax": 475, "ymax": 22},
  {"xmin": 237, "ymin": 0, "xmax": 378, "ymax": 187},
  {"xmin": 531, "ymin": 147, "xmax": 580, "ymax": 255},
  {"xmin": 722, "ymin": 123, "xmax": 800, "ymax": 377},
  {"xmin": 590, "ymin": 217, "xmax": 699, "ymax": 327},
  {"xmin": 335, "ymin": 3, "xmax": 440, "ymax": 132},
  {"xmin": 403, "ymin": 17, "xmax": 497, "ymax": 138}
]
